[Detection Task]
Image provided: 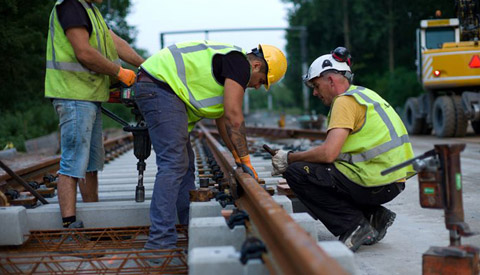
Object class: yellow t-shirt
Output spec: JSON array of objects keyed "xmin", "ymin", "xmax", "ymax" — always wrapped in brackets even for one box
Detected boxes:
[
  {"xmin": 327, "ymin": 94, "xmax": 407, "ymax": 183},
  {"xmin": 327, "ymin": 95, "xmax": 366, "ymax": 133}
]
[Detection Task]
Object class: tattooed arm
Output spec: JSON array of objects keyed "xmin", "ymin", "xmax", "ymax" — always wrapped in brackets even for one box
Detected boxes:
[
  {"xmin": 222, "ymin": 78, "xmax": 249, "ymax": 157},
  {"xmin": 216, "ymin": 116, "xmax": 235, "ymax": 153},
  {"xmin": 216, "ymin": 116, "xmax": 242, "ymax": 166},
  {"xmin": 222, "ymin": 78, "xmax": 258, "ymax": 180}
]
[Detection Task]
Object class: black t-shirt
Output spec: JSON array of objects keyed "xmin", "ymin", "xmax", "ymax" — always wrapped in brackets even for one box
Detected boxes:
[
  {"xmin": 141, "ymin": 51, "xmax": 250, "ymax": 91},
  {"xmin": 56, "ymin": 0, "xmax": 95, "ymax": 35},
  {"xmin": 212, "ymin": 51, "xmax": 250, "ymax": 90}
]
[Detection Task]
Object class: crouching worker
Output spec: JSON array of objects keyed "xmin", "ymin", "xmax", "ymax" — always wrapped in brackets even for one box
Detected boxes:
[{"xmin": 271, "ymin": 47, "xmax": 414, "ymax": 252}]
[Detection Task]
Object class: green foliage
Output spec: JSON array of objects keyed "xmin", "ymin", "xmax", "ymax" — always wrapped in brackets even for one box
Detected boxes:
[
  {"xmin": 282, "ymin": 0, "xmax": 455, "ymax": 111},
  {"xmin": 247, "ymin": 81, "xmax": 301, "ymax": 114},
  {"xmin": 0, "ymin": 0, "xmax": 53, "ymax": 111},
  {"xmin": 98, "ymin": 0, "xmax": 147, "ymax": 56},
  {"xmin": 98, "ymin": 0, "xmax": 135, "ymax": 43},
  {"xmin": 0, "ymin": 102, "xmax": 58, "ymax": 151},
  {"xmin": 359, "ymin": 67, "xmax": 423, "ymax": 109}
]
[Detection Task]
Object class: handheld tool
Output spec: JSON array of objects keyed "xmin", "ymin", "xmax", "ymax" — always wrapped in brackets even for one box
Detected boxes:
[
  {"xmin": 102, "ymin": 84, "xmax": 151, "ymax": 202},
  {"xmin": 262, "ymin": 144, "xmax": 277, "ymax": 156}
]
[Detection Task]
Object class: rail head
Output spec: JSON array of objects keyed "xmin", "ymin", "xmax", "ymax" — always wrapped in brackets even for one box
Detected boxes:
[
  {"xmin": 0, "ymin": 134, "xmax": 134, "ymax": 192},
  {"xmin": 197, "ymin": 123, "xmax": 346, "ymax": 275}
]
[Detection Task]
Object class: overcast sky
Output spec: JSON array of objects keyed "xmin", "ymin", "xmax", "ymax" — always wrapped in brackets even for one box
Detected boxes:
[{"xmin": 126, "ymin": 0, "xmax": 292, "ymax": 56}]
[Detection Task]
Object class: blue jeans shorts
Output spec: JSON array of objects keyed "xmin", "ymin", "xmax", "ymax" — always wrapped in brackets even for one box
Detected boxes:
[{"xmin": 53, "ymin": 99, "xmax": 104, "ymax": 179}]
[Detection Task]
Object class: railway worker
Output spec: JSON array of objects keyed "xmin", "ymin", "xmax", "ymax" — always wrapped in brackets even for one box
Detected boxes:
[
  {"xmin": 134, "ymin": 41, "xmax": 287, "ymax": 252},
  {"xmin": 271, "ymin": 47, "xmax": 414, "ymax": 252},
  {"xmin": 44, "ymin": 0, "xmax": 144, "ymax": 229}
]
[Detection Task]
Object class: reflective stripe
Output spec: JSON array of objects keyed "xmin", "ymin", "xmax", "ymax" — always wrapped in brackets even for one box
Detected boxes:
[
  {"xmin": 48, "ymin": 0, "xmax": 103, "ymax": 71},
  {"xmin": 422, "ymin": 56, "xmax": 432, "ymax": 77},
  {"xmin": 79, "ymin": 1, "xmax": 103, "ymax": 56},
  {"xmin": 46, "ymin": 60, "xmax": 91, "ymax": 72},
  {"xmin": 338, "ymin": 134, "xmax": 410, "ymax": 163},
  {"xmin": 339, "ymin": 86, "xmax": 410, "ymax": 163},
  {"xmin": 168, "ymin": 44, "xmax": 228, "ymax": 109},
  {"xmin": 49, "ymin": 8, "xmax": 56, "ymax": 64},
  {"xmin": 174, "ymin": 43, "xmax": 242, "ymax": 54}
]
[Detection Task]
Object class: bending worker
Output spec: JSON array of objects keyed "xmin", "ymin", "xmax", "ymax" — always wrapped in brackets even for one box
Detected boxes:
[
  {"xmin": 271, "ymin": 47, "xmax": 414, "ymax": 252},
  {"xmin": 134, "ymin": 41, "xmax": 287, "ymax": 251},
  {"xmin": 44, "ymin": 0, "xmax": 144, "ymax": 229}
]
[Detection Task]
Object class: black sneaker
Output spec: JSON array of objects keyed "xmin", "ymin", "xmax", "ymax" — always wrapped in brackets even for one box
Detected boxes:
[
  {"xmin": 67, "ymin": 220, "xmax": 84, "ymax": 229},
  {"xmin": 339, "ymin": 218, "xmax": 378, "ymax": 252},
  {"xmin": 365, "ymin": 206, "xmax": 396, "ymax": 245}
]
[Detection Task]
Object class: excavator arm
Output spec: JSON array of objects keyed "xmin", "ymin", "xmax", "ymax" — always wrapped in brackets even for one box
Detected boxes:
[{"xmin": 455, "ymin": 0, "xmax": 480, "ymax": 40}]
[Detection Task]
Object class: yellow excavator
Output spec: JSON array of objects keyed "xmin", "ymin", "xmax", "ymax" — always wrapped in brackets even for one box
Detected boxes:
[{"xmin": 403, "ymin": 0, "xmax": 480, "ymax": 137}]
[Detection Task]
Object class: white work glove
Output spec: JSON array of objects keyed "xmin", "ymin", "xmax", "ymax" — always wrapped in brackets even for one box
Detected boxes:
[{"xmin": 271, "ymin": 150, "xmax": 290, "ymax": 176}]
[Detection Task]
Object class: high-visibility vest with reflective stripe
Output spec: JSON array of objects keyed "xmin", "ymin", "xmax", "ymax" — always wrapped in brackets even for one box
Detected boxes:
[
  {"xmin": 140, "ymin": 41, "xmax": 247, "ymax": 131},
  {"xmin": 329, "ymin": 85, "xmax": 415, "ymax": 187},
  {"xmin": 45, "ymin": 0, "xmax": 119, "ymax": 102}
]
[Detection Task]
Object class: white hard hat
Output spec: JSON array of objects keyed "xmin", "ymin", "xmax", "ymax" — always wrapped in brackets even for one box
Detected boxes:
[{"xmin": 303, "ymin": 47, "xmax": 354, "ymax": 85}]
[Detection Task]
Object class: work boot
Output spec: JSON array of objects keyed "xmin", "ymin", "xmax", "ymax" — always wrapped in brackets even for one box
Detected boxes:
[
  {"xmin": 62, "ymin": 221, "xmax": 105, "ymax": 258},
  {"xmin": 339, "ymin": 218, "xmax": 378, "ymax": 252},
  {"xmin": 65, "ymin": 220, "xmax": 89, "ymax": 243},
  {"xmin": 365, "ymin": 206, "xmax": 396, "ymax": 245},
  {"xmin": 140, "ymin": 248, "xmax": 186, "ymax": 266}
]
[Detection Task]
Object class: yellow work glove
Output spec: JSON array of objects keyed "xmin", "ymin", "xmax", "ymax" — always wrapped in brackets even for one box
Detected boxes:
[
  {"xmin": 231, "ymin": 150, "xmax": 242, "ymax": 167},
  {"xmin": 240, "ymin": 155, "xmax": 259, "ymax": 181},
  {"xmin": 117, "ymin": 67, "xmax": 136, "ymax": 87}
]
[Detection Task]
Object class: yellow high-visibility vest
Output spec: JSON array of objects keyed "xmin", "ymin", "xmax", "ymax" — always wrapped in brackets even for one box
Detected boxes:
[
  {"xmin": 45, "ymin": 0, "xmax": 119, "ymax": 102},
  {"xmin": 141, "ymin": 40, "xmax": 247, "ymax": 131},
  {"xmin": 329, "ymin": 85, "xmax": 415, "ymax": 186}
]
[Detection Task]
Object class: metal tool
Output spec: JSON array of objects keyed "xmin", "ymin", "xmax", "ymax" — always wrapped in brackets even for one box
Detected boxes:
[
  {"xmin": 382, "ymin": 144, "xmax": 479, "ymax": 274},
  {"xmin": 102, "ymin": 85, "xmax": 151, "ymax": 202},
  {"xmin": 262, "ymin": 144, "xmax": 277, "ymax": 156}
]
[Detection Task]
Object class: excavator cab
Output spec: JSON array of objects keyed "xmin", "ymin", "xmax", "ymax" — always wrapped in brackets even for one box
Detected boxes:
[{"xmin": 405, "ymin": 14, "xmax": 480, "ymax": 138}]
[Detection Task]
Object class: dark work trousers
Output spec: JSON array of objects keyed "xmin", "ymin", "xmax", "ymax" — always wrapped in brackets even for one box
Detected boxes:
[
  {"xmin": 134, "ymin": 82, "xmax": 196, "ymax": 249},
  {"xmin": 284, "ymin": 162, "xmax": 405, "ymax": 236}
]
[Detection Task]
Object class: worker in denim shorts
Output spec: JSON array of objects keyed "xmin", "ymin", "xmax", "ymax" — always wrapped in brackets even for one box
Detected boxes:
[{"xmin": 44, "ymin": 0, "xmax": 144, "ymax": 229}]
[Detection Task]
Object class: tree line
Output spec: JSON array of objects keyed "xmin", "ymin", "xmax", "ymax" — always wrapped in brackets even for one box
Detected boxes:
[
  {"xmin": 0, "ymin": 0, "xmax": 457, "ymax": 150},
  {"xmin": 278, "ymin": 0, "xmax": 455, "ymax": 114},
  {"xmin": 0, "ymin": 0, "xmax": 139, "ymax": 150}
]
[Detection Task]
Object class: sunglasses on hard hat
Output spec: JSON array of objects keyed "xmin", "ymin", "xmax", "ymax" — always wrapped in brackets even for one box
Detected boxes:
[
  {"xmin": 331, "ymin": 47, "xmax": 352, "ymax": 66},
  {"xmin": 251, "ymin": 47, "xmax": 263, "ymax": 58},
  {"xmin": 251, "ymin": 47, "xmax": 269, "ymax": 75}
]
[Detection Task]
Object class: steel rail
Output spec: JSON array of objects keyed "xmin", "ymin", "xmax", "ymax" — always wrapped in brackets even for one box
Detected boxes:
[
  {"xmin": 245, "ymin": 126, "xmax": 327, "ymax": 140},
  {"xmin": 0, "ymin": 134, "xmax": 133, "ymax": 193},
  {"xmin": 202, "ymin": 121, "xmax": 327, "ymax": 140},
  {"xmin": 198, "ymin": 123, "xmax": 346, "ymax": 275},
  {"xmin": 0, "ymin": 160, "xmax": 49, "ymax": 204}
]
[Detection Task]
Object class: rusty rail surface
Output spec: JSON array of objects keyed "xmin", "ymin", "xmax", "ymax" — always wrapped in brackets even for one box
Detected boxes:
[
  {"xmin": 0, "ymin": 225, "xmax": 188, "ymax": 253},
  {"xmin": 0, "ymin": 134, "xmax": 133, "ymax": 194},
  {"xmin": 198, "ymin": 123, "xmax": 346, "ymax": 275}
]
